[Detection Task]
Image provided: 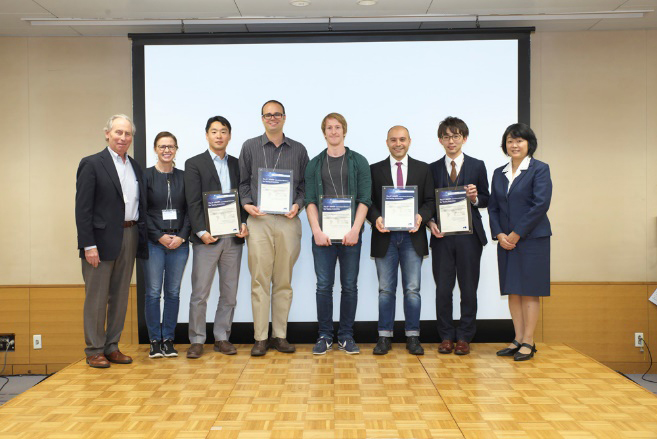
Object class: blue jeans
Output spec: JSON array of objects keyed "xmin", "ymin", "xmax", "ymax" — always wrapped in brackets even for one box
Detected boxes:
[
  {"xmin": 312, "ymin": 237, "xmax": 361, "ymax": 341},
  {"xmin": 143, "ymin": 240, "xmax": 189, "ymax": 341},
  {"xmin": 374, "ymin": 232, "xmax": 422, "ymax": 337}
]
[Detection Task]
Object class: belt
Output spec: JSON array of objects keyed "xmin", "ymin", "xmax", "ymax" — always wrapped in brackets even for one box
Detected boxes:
[
  {"xmin": 123, "ymin": 221, "xmax": 137, "ymax": 228},
  {"xmin": 161, "ymin": 229, "xmax": 179, "ymax": 234}
]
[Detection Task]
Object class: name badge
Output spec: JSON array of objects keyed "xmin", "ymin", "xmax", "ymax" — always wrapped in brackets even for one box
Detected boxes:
[{"xmin": 162, "ymin": 209, "xmax": 177, "ymax": 220}]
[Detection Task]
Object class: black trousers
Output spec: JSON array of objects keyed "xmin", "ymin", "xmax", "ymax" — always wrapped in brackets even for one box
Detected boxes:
[{"xmin": 431, "ymin": 233, "xmax": 483, "ymax": 342}]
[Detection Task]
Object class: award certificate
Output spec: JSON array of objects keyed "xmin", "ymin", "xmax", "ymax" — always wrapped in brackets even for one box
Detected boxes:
[
  {"xmin": 436, "ymin": 187, "xmax": 473, "ymax": 235},
  {"xmin": 382, "ymin": 186, "xmax": 418, "ymax": 231},
  {"xmin": 319, "ymin": 196, "xmax": 354, "ymax": 243},
  {"xmin": 203, "ymin": 191, "xmax": 241, "ymax": 238},
  {"xmin": 258, "ymin": 168, "xmax": 293, "ymax": 214}
]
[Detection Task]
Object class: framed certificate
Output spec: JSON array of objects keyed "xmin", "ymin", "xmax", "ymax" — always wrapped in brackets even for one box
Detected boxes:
[
  {"xmin": 257, "ymin": 168, "xmax": 293, "ymax": 214},
  {"xmin": 382, "ymin": 186, "xmax": 418, "ymax": 231},
  {"xmin": 436, "ymin": 187, "xmax": 473, "ymax": 236},
  {"xmin": 319, "ymin": 195, "xmax": 354, "ymax": 243},
  {"xmin": 203, "ymin": 190, "xmax": 241, "ymax": 238}
]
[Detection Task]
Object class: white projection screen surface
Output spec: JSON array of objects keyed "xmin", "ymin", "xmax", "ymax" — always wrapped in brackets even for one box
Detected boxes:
[{"xmin": 134, "ymin": 31, "xmax": 531, "ymax": 328}]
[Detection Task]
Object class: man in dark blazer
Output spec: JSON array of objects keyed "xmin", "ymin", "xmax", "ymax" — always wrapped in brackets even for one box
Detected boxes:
[
  {"xmin": 184, "ymin": 116, "xmax": 248, "ymax": 359},
  {"xmin": 367, "ymin": 126, "xmax": 435, "ymax": 356},
  {"xmin": 428, "ymin": 117, "xmax": 489, "ymax": 356},
  {"xmin": 76, "ymin": 114, "xmax": 148, "ymax": 368}
]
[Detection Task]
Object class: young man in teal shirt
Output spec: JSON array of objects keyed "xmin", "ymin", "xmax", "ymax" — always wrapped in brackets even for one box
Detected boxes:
[{"xmin": 304, "ymin": 112, "xmax": 371, "ymax": 354}]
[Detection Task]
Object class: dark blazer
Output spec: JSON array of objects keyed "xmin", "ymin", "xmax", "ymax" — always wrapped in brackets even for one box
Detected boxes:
[
  {"xmin": 429, "ymin": 154, "xmax": 490, "ymax": 247},
  {"xmin": 184, "ymin": 150, "xmax": 247, "ymax": 246},
  {"xmin": 75, "ymin": 148, "xmax": 148, "ymax": 261},
  {"xmin": 489, "ymin": 158, "xmax": 552, "ymax": 240},
  {"xmin": 367, "ymin": 156, "xmax": 435, "ymax": 258}
]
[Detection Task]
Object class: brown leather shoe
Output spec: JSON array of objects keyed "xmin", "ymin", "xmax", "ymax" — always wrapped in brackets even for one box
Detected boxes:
[
  {"xmin": 186, "ymin": 343, "xmax": 204, "ymax": 359},
  {"xmin": 106, "ymin": 350, "xmax": 133, "ymax": 364},
  {"xmin": 438, "ymin": 340, "xmax": 454, "ymax": 354},
  {"xmin": 455, "ymin": 340, "xmax": 470, "ymax": 355},
  {"xmin": 86, "ymin": 353, "xmax": 110, "ymax": 368},
  {"xmin": 251, "ymin": 340, "xmax": 268, "ymax": 356},
  {"xmin": 214, "ymin": 340, "xmax": 237, "ymax": 355},
  {"xmin": 269, "ymin": 337, "xmax": 296, "ymax": 353}
]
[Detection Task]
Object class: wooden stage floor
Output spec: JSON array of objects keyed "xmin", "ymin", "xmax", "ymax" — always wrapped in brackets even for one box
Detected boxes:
[{"xmin": 1, "ymin": 343, "xmax": 656, "ymax": 439}]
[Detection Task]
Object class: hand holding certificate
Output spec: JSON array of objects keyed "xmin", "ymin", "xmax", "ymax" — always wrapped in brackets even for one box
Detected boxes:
[
  {"xmin": 382, "ymin": 186, "xmax": 418, "ymax": 231},
  {"xmin": 436, "ymin": 187, "xmax": 473, "ymax": 235},
  {"xmin": 319, "ymin": 196, "xmax": 354, "ymax": 243},
  {"xmin": 204, "ymin": 191, "xmax": 241, "ymax": 238},
  {"xmin": 258, "ymin": 168, "xmax": 293, "ymax": 214}
]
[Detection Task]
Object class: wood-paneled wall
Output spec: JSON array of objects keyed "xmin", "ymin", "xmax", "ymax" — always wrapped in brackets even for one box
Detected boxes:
[
  {"xmin": 0, "ymin": 285, "xmax": 138, "ymax": 375},
  {"xmin": 1, "ymin": 284, "xmax": 655, "ymax": 374}
]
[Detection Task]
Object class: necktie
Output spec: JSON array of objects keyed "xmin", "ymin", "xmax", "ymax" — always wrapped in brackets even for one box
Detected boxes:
[
  {"xmin": 450, "ymin": 161, "xmax": 457, "ymax": 183},
  {"xmin": 396, "ymin": 162, "xmax": 403, "ymax": 188}
]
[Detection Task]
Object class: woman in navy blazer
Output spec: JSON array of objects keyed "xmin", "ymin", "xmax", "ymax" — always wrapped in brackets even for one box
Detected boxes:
[{"xmin": 489, "ymin": 123, "xmax": 552, "ymax": 361}]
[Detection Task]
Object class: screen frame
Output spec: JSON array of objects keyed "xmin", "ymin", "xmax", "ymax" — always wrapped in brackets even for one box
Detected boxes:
[{"xmin": 130, "ymin": 28, "xmax": 533, "ymax": 344}]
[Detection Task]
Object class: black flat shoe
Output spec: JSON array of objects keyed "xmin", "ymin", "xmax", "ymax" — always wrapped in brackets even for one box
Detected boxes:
[
  {"xmin": 497, "ymin": 340, "xmax": 521, "ymax": 356},
  {"xmin": 514, "ymin": 343, "xmax": 537, "ymax": 361}
]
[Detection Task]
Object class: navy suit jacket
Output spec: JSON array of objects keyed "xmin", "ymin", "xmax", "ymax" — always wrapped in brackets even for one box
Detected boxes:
[
  {"xmin": 429, "ymin": 154, "xmax": 489, "ymax": 247},
  {"xmin": 184, "ymin": 150, "xmax": 246, "ymax": 246},
  {"xmin": 75, "ymin": 148, "xmax": 148, "ymax": 261},
  {"xmin": 489, "ymin": 158, "xmax": 552, "ymax": 240},
  {"xmin": 366, "ymin": 156, "xmax": 435, "ymax": 258}
]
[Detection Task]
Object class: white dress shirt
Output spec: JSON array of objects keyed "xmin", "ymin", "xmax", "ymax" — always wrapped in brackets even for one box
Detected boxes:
[
  {"xmin": 445, "ymin": 152, "xmax": 464, "ymax": 177},
  {"xmin": 389, "ymin": 155, "xmax": 409, "ymax": 188},
  {"xmin": 108, "ymin": 146, "xmax": 139, "ymax": 221},
  {"xmin": 502, "ymin": 156, "xmax": 532, "ymax": 193}
]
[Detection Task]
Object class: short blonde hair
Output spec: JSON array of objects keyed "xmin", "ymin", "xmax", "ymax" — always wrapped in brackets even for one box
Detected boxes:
[{"xmin": 321, "ymin": 112, "xmax": 347, "ymax": 136}]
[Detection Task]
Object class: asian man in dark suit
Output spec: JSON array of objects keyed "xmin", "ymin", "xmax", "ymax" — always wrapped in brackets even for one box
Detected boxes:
[
  {"xmin": 184, "ymin": 116, "xmax": 248, "ymax": 359},
  {"xmin": 428, "ymin": 117, "xmax": 489, "ymax": 356},
  {"xmin": 367, "ymin": 126, "xmax": 435, "ymax": 356},
  {"xmin": 75, "ymin": 114, "xmax": 148, "ymax": 368}
]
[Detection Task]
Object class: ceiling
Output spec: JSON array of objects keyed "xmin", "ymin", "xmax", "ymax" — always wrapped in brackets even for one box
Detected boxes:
[{"xmin": 2, "ymin": 0, "xmax": 656, "ymax": 37}]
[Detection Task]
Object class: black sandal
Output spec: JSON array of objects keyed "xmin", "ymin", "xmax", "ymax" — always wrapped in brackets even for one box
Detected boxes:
[
  {"xmin": 496, "ymin": 340, "xmax": 521, "ymax": 356},
  {"xmin": 514, "ymin": 343, "xmax": 537, "ymax": 361}
]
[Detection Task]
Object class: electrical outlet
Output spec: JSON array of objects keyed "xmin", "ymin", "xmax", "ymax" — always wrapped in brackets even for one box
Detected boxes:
[
  {"xmin": 0, "ymin": 334, "xmax": 15, "ymax": 352},
  {"xmin": 635, "ymin": 332, "xmax": 644, "ymax": 347},
  {"xmin": 33, "ymin": 334, "xmax": 42, "ymax": 350}
]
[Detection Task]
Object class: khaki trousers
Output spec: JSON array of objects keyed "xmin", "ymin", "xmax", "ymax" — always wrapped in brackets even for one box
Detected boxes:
[{"xmin": 246, "ymin": 214, "xmax": 301, "ymax": 341}]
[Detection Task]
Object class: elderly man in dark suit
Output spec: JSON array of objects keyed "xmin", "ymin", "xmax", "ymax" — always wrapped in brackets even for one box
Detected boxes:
[
  {"xmin": 184, "ymin": 116, "xmax": 248, "ymax": 359},
  {"xmin": 367, "ymin": 126, "xmax": 435, "ymax": 356},
  {"xmin": 428, "ymin": 117, "xmax": 489, "ymax": 356},
  {"xmin": 75, "ymin": 114, "xmax": 148, "ymax": 368}
]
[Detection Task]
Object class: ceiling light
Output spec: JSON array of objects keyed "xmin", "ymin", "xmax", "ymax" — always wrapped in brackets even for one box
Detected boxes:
[
  {"xmin": 357, "ymin": 0, "xmax": 378, "ymax": 5},
  {"xmin": 290, "ymin": 0, "xmax": 311, "ymax": 6}
]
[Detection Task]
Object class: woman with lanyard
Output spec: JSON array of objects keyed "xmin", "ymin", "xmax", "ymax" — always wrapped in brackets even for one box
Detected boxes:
[
  {"xmin": 143, "ymin": 131, "xmax": 191, "ymax": 358},
  {"xmin": 489, "ymin": 123, "xmax": 552, "ymax": 361},
  {"xmin": 303, "ymin": 113, "xmax": 372, "ymax": 355}
]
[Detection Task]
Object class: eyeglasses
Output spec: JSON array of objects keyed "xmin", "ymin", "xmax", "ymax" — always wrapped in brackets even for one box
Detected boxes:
[
  {"xmin": 157, "ymin": 145, "xmax": 178, "ymax": 151},
  {"xmin": 262, "ymin": 112, "xmax": 285, "ymax": 120},
  {"xmin": 441, "ymin": 134, "xmax": 463, "ymax": 142}
]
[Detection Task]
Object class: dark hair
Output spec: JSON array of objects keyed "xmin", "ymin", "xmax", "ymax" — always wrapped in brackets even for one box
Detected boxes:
[
  {"xmin": 153, "ymin": 131, "xmax": 178, "ymax": 148},
  {"xmin": 205, "ymin": 116, "xmax": 232, "ymax": 134},
  {"xmin": 437, "ymin": 116, "xmax": 469, "ymax": 138},
  {"xmin": 261, "ymin": 100, "xmax": 286, "ymax": 116},
  {"xmin": 501, "ymin": 123, "xmax": 538, "ymax": 157}
]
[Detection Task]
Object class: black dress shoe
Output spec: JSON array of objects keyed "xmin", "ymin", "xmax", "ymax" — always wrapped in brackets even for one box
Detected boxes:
[
  {"xmin": 406, "ymin": 336, "xmax": 424, "ymax": 355},
  {"xmin": 373, "ymin": 336, "xmax": 391, "ymax": 355},
  {"xmin": 514, "ymin": 343, "xmax": 537, "ymax": 361},
  {"xmin": 496, "ymin": 340, "xmax": 521, "ymax": 356}
]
